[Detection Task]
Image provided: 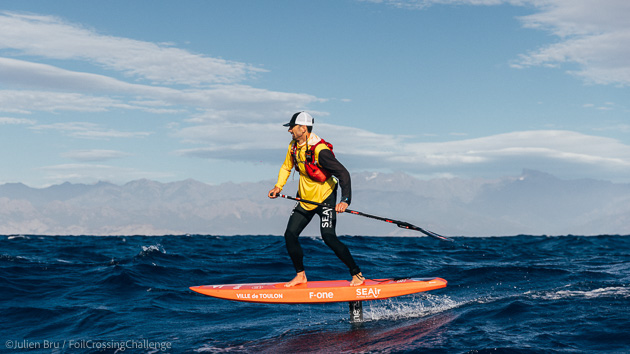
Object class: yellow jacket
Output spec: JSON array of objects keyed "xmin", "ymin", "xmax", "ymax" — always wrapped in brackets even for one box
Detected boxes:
[{"xmin": 275, "ymin": 133, "xmax": 337, "ymax": 210}]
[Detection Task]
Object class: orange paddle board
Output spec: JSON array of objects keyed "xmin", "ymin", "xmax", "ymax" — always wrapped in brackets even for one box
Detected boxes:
[{"xmin": 190, "ymin": 277, "xmax": 447, "ymax": 304}]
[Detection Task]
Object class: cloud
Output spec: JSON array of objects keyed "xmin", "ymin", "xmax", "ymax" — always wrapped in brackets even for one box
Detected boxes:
[
  {"xmin": 0, "ymin": 13, "xmax": 322, "ymax": 119},
  {"xmin": 31, "ymin": 122, "xmax": 152, "ymax": 139},
  {"xmin": 39, "ymin": 163, "xmax": 175, "ymax": 185},
  {"xmin": 0, "ymin": 58, "xmax": 188, "ymax": 114},
  {"xmin": 0, "ymin": 56, "xmax": 320, "ymax": 119},
  {"xmin": 0, "ymin": 10, "xmax": 328, "ymax": 185},
  {"xmin": 399, "ymin": 130, "xmax": 630, "ymax": 168},
  {"xmin": 174, "ymin": 122, "xmax": 407, "ymax": 164},
  {"xmin": 0, "ymin": 116, "xmax": 36, "ymax": 125},
  {"xmin": 178, "ymin": 124, "xmax": 630, "ymax": 180},
  {"xmin": 513, "ymin": 28, "xmax": 630, "ymax": 85},
  {"xmin": 3, "ymin": 5, "xmax": 628, "ymax": 186},
  {"xmin": 359, "ymin": 0, "xmax": 531, "ymax": 10},
  {"xmin": 0, "ymin": 90, "xmax": 127, "ymax": 114},
  {"xmin": 174, "ymin": 122, "xmax": 288, "ymax": 164},
  {"xmin": 362, "ymin": 0, "xmax": 630, "ymax": 86},
  {"xmin": 0, "ymin": 57, "xmax": 178, "ymax": 96},
  {"xmin": 0, "ymin": 11, "xmax": 265, "ymax": 86},
  {"xmin": 593, "ymin": 124, "xmax": 630, "ymax": 133},
  {"xmin": 0, "ymin": 58, "xmax": 321, "ymax": 115},
  {"xmin": 61, "ymin": 149, "xmax": 131, "ymax": 162},
  {"xmin": 512, "ymin": 0, "xmax": 630, "ymax": 86}
]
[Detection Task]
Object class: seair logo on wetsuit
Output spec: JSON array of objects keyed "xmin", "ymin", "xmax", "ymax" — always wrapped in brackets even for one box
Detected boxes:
[{"xmin": 321, "ymin": 207, "xmax": 332, "ymax": 228}]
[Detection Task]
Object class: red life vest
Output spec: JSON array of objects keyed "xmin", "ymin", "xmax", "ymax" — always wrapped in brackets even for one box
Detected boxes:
[{"xmin": 291, "ymin": 138, "xmax": 334, "ymax": 183}]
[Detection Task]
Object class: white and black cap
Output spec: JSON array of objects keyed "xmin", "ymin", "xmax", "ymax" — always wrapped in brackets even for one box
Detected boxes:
[{"xmin": 283, "ymin": 111, "xmax": 314, "ymax": 127}]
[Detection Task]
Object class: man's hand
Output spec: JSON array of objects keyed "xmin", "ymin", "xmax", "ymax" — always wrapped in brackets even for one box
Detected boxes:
[
  {"xmin": 268, "ymin": 186, "xmax": 282, "ymax": 199},
  {"xmin": 336, "ymin": 202, "xmax": 348, "ymax": 213}
]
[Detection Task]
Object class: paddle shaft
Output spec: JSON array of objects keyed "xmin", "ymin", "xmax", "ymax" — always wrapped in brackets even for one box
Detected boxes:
[{"xmin": 278, "ymin": 194, "xmax": 453, "ymax": 242}]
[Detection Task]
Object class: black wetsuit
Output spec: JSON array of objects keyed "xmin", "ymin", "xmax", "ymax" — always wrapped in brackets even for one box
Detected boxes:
[{"xmin": 283, "ymin": 149, "xmax": 361, "ymax": 276}]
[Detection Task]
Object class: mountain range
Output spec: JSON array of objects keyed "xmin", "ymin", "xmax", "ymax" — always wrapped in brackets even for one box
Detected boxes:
[{"xmin": 1, "ymin": 170, "xmax": 629, "ymax": 236}]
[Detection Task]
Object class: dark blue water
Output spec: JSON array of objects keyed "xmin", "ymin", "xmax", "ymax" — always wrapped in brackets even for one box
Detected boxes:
[{"xmin": 1, "ymin": 235, "xmax": 629, "ymax": 353}]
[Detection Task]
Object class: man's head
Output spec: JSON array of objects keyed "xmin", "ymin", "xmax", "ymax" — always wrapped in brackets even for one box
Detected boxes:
[
  {"xmin": 283, "ymin": 112, "xmax": 313, "ymax": 129},
  {"xmin": 284, "ymin": 112, "xmax": 313, "ymax": 141}
]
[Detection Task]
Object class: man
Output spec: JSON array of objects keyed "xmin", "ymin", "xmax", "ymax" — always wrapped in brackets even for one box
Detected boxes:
[{"xmin": 268, "ymin": 111, "xmax": 365, "ymax": 287}]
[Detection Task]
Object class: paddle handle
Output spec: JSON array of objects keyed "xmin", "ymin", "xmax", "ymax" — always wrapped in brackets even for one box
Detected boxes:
[{"xmin": 277, "ymin": 194, "xmax": 452, "ymax": 242}]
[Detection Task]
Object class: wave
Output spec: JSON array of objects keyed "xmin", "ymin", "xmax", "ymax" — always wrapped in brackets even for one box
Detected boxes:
[
  {"xmin": 366, "ymin": 293, "xmax": 460, "ymax": 321},
  {"xmin": 7, "ymin": 235, "xmax": 30, "ymax": 240},
  {"xmin": 139, "ymin": 243, "xmax": 167, "ymax": 256},
  {"xmin": 527, "ymin": 286, "xmax": 630, "ymax": 300},
  {"xmin": 1, "ymin": 235, "xmax": 629, "ymax": 353}
]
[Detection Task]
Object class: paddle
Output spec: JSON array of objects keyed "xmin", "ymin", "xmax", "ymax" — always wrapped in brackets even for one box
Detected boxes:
[{"xmin": 278, "ymin": 194, "xmax": 453, "ymax": 242}]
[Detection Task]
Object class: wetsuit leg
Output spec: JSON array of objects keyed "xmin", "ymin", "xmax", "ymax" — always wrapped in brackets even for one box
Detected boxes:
[
  {"xmin": 284, "ymin": 204, "xmax": 315, "ymax": 273},
  {"xmin": 318, "ymin": 191, "xmax": 362, "ymax": 276}
]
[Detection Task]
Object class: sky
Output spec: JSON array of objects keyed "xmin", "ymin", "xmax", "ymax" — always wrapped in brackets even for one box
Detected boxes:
[{"xmin": 1, "ymin": 0, "xmax": 630, "ymax": 188}]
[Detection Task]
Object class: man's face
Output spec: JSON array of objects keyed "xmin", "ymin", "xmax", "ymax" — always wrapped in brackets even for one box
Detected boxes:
[{"xmin": 288, "ymin": 125, "xmax": 307, "ymax": 141}]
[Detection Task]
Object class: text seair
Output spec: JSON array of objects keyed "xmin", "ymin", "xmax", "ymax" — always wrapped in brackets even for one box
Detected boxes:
[{"xmin": 356, "ymin": 287, "xmax": 381, "ymax": 299}]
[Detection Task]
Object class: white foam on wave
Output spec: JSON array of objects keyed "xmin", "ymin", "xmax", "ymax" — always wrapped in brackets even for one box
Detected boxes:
[
  {"xmin": 527, "ymin": 286, "xmax": 630, "ymax": 300},
  {"xmin": 1, "ymin": 254, "xmax": 33, "ymax": 262},
  {"xmin": 366, "ymin": 293, "xmax": 460, "ymax": 321},
  {"xmin": 7, "ymin": 235, "xmax": 29, "ymax": 240},
  {"xmin": 140, "ymin": 244, "xmax": 166, "ymax": 255},
  {"xmin": 194, "ymin": 344, "xmax": 246, "ymax": 353}
]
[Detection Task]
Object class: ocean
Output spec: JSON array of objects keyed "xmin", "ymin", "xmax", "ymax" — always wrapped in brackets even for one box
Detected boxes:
[{"xmin": 1, "ymin": 234, "xmax": 629, "ymax": 353}]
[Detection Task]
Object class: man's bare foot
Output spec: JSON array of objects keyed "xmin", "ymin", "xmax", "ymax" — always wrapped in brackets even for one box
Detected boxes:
[
  {"xmin": 349, "ymin": 273, "xmax": 365, "ymax": 286},
  {"xmin": 285, "ymin": 271, "xmax": 307, "ymax": 287}
]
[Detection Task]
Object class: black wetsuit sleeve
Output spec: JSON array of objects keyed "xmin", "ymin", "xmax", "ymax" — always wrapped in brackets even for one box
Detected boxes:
[{"xmin": 318, "ymin": 149, "xmax": 352, "ymax": 205}]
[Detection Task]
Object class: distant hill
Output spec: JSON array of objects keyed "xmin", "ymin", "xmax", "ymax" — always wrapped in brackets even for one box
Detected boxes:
[{"xmin": 1, "ymin": 170, "xmax": 629, "ymax": 236}]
